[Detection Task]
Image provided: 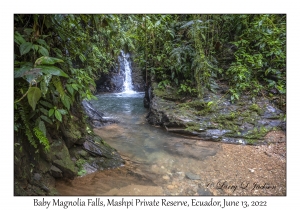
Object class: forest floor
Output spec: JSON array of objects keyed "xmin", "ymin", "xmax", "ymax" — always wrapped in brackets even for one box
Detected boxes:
[{"xmin": 56, "ymin": 130, "xmax": 286, "ymax": 196}]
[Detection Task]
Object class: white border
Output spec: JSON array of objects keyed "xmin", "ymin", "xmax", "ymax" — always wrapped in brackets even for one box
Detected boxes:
[{"xmin": 3, "ymin": 1, "xmax": 298, "ymax": 209}]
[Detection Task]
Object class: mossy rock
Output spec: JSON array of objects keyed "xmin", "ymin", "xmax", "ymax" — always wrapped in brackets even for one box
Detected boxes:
[
  {"xmin": 44, "ymin": 139, "xmax": 77, "ymax": 179},
  {"xmin": 61, "ymin": 118, "xmax": 83, "ymax": 148},
  {"xmin": 153, "ymin": 86, "xmax": 182, "ymax": 101}
]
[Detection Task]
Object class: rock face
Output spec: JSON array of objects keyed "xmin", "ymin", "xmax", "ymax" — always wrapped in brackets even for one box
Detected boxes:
[
  {"xmin": 130, "ymin": 57, "xmax": 145, "ymax": 92},
  {"xmin": 82, "ymin": 136, "xmax": 124, "ymax": 170},
  {"xmin": 146, "ymin": 84, "xmax": 286, "ymax": 145},
  {"xmin": 96, "ymin": 52, "xmax": 144, "ymax": 93},
  {"xmin": 42, "ymin": 139, "xmax": 77, "ymax": 179},
  {"xmin": 96, "ymin": 72, "xmax": 125, "ymax": 93},
  {"xmin": 14, "ymin": 100, "xmax": 125, "ymax": 196},
  {"xmin": 82, "ymin": 100, "xmax": 117, "ymax": 127}
]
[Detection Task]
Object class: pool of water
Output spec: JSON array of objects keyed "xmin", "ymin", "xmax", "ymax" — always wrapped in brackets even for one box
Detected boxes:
[
  {"xmin": 90, "ymin": 92, "xmax": 220, "ymax": 170},
  {"xmin": 56, "ymin": 92, "xmax": 222, "ymax": 196}
]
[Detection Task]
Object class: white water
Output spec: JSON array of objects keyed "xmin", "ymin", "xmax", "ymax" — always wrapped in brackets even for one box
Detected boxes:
[{"xmin": 121, "ymin": 51, "xmax": 136, "ymax": 94}]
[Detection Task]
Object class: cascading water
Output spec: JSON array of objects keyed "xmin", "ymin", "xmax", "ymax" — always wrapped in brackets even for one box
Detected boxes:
[{"xmin": 121, "ymin": 50, "xmax": 135, "ymax": 94}]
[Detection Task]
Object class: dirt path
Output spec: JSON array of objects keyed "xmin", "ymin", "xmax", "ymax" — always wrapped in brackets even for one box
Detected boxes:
[{"xmin": 56, "ymin": 131, "xmax": 286, "ymax": 196}]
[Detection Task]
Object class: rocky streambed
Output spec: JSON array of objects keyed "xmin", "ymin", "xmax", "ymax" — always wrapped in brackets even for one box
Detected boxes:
[{"xmin": 55, "ymin": 87, "xmax": 286, "ymax": 196}]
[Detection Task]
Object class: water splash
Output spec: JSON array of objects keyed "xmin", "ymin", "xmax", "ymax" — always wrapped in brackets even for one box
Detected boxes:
[{"xmin": 121, "ymin": 50, "xmax": 135, "ymax": 94}]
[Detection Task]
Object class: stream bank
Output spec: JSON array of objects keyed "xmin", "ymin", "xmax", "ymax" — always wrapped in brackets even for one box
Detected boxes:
[
  {"xmin": 56, "ymin": 130, "xmax": 286, "ymax": 196},
  {"xmin": 14, "ymin": 101, "xmax": 124, "ymax": 196},
  {"xmin": 56, "ymin": 90, "xmax": 286, "ymax": 196},
  {"xmin": 145, "ymin": 82, "xmax": 286, "ymax": 145}
]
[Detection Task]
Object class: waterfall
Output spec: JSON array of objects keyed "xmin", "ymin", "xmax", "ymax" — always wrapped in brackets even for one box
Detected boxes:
[{"xmin": 121, "ymin": 50, "xmax": 135, "ymax": 93}]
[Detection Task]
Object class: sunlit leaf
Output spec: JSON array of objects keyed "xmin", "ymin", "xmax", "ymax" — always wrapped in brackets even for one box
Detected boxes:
[
  {"xmin": 48, "ymin": 108, "xmax": 54, "ymax": 117},
  {"xmin": 35, "ymin": 56, "xmax": 64, "ymax": 65},
  {"xmin": 54, "ymin": 110, "xmax": 62, "ymax": 122}
]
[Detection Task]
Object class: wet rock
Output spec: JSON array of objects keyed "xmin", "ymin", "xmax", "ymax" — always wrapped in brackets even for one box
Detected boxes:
[
  {"xmin": 147, "ymin": 85, "xmax": 285, "ymax": 145},
  {"xmin": 82, "ymin": 136, "xmax": 124, "ymax": 169},
  {"xmin": 82, "ymin": 100, "xmax": 105, "ymax": 126},
  {"xmin": 83, "ymin": 163, "xmax": 98, "ymax": 174},
  {"xmin": 82, "ymin": 100, "xmax": 117, "ymax": 127},
  {"xmin": 185, "ymin": 172, "xmax": 201, "ymax": 180},
  {"xmin": 96, "ymin": 72, "xmax": 125, "ymax": 93},
  {"xmin": 50, "ymin": 165, "xmax": 63, "ymax": 178},
  {"xmin": 95, "ymin": 52, "xmax": 144, "ymax": 93},
  {"xmin": 33, "ymin": 173, "xmax": 42, "ymax": 181}
]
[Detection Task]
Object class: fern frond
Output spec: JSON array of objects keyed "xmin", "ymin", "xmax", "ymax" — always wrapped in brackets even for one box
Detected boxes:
[
  {"xmin": 33, "ymin": 127, "xmax": 50, "ymax": 152},
  {"xmin": 19, "ymin": 105, "xmax": 37, "ymax": 148}
]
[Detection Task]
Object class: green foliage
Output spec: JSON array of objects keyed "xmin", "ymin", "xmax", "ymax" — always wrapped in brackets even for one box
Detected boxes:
[
  {"xmin": 224, "ymin": 15, "xmax": 286, "ymax": 100},
  {"xmin": 18, "ymin": 105, "xmax": 37, "ymax": 149},
  {"xmin": 14, "ymin": 14, "xmax": 124, "ymax": 152},
  {"xmin": 14, "ymin": 14, "xmax": 286, "ymax": 153},
  {"xmin": 76, "ymin": 159, "xmax": 87, "ymax": 176},
  {"xmin": 27, "ymin": 87, "xmax": 41, "ymax": 110},
  {"xmin": 33, "ymin": 127, "xmax": 50, "ymax": 152}
]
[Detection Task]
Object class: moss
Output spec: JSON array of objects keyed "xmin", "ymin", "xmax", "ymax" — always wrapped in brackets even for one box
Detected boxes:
[
  {"xmin": 245, "ymin": 139, "xmax": 257, "ymax": 145},
  {"xmin": 186, "ymin": 100, "xmax": 206, "ymax": 110},
  {"xmin": 237, "ymin": 101, "xmax": 247, "ymax": 106},
  {"xmin": 249, "ymin": 103, "xmax": 263, "ymax": 115},
  {"xmin": 68, "ymin": 123, "xmax": 82, "ymax": 139},
  {"xmin": 244, "ymin": 126, "xmax": 270, "ymax": 140},
  {"xmin": 214, "ymin": 112, "xmax": 238, "ymax": 122},
  {"xmin": 178, "ymin": 100, "xmax": 214, "ymax": 116},
  {"xmin": 75, "ymin": 158, "xmax": 87, "ymax": 176},
  {"xmin": 92, "ymin": 135, "xmax": 114, "ymax": 150},
  {"xmin": 153, "ymin": 86, "xmax": 182, "ymax": 101},
  {"xmin": 182, "ymin": 121, "xmax": 206, "ymax": 132}
]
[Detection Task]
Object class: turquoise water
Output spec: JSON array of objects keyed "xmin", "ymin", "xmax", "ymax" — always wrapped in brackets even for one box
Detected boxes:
[{"xmin": 90, "ymin": 92, "xmax": 219, "ymax": 166}]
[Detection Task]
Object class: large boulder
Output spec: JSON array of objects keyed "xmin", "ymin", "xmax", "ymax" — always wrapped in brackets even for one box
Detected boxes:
[
  {"xmin": 146, "ymin": 85, "xmax": 286, "ymax": 145},
  {"xmin": 43, "ymin": 139, "xmax": 77, "ymax": 179}
]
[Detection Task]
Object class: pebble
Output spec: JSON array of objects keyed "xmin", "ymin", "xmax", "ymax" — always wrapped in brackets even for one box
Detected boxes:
[
  {"xmin": 167, "ymin": 185, "xmax": 175, "ymax": 190},
  {"xmin": 248, "ymin": 168, "xmax": 255, "ymax": 173},
  {"xmin": 185, "ymin": 172, "xmax": 201, "ymax": 180},
  {"xmin": 163, "ymin": 175, "xmax": 170, "ymax": 180}
]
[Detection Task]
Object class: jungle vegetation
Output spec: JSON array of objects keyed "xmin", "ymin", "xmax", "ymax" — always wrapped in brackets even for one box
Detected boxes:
[{"xmin": 14, "ymin": 14, "xmax": 286, "ymax": 152}]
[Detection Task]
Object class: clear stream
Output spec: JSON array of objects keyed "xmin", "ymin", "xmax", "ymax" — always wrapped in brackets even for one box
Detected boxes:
[
  {"xmin": 91, "ymin": 91, "xmax": 220, "ymax": 164},
  {"xmin": 56, "ymin": 54, "xmax": 223, "ymax": 195},
  {"xmin": 55, "ymin": 53, "xmax": 285, "ymax": 195}
]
